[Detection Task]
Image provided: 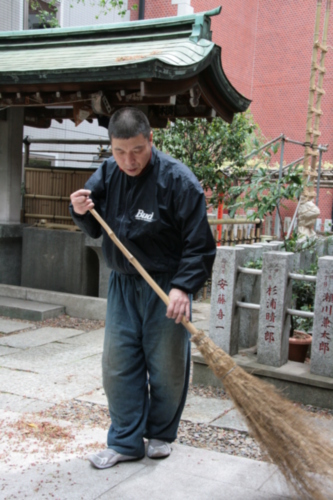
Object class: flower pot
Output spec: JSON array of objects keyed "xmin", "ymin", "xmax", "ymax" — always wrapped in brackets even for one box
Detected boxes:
[{"xmin": 288, "ymin": 331, "xmax": 312, "ymax": 363}]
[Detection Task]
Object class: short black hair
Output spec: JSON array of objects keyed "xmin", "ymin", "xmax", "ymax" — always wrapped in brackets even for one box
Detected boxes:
[{"xmin": 108, "ymin": 107, "xmax": 151, "ymax": 141}]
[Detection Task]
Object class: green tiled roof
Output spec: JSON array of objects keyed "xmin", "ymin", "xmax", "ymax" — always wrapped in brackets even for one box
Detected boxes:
[
  {"xmin": 0, "ymin": 7, "xmax": 250, "ymax": 125},
  {"xmin": 0, "ymin": 37, "xmax": 214, "ymax": 73}
]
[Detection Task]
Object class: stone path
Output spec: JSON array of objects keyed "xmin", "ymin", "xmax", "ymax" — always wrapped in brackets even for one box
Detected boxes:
[{"xmin": 0, "ymin": 305, "xmax": 331, "ymax": 499}]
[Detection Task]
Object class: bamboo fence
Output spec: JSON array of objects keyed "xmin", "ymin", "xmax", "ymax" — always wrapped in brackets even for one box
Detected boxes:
[{"xmin": 23, "ymin": 167, "xmax": 94, "ymax": 226}]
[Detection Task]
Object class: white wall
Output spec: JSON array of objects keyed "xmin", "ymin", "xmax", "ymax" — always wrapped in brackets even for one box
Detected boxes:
[
  {"xmin": 0, "ymin": 0, "xmax": 24, "ymax": 31},
  {"xmin": 172, "ymin": 0, "xmax": 193, "ymax": 16},
  {"xmin": 61, "ymin": 0, "xmax": 130, "ymax": 27},
  {"xmin": 24, "ymin": 120, "xmax": 110, "ymax": 169}
]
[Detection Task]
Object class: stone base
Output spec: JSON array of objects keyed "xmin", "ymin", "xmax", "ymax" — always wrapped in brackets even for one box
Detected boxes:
[
  {"xmin": 21, "ymin": 227, "xmax": 99, "ymax": 297},
  {"xmin": 193, "ymin": 351, "xmax": 333, "ymax": 409},
  {"xmin": 0, "ymin": 223, "xmax": 24, "ymax": 286}
]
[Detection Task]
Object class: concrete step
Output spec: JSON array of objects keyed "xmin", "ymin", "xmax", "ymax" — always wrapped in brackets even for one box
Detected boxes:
[{"xmin": 0, "ymin": 296, "xmax": 65, "ymax": 321}]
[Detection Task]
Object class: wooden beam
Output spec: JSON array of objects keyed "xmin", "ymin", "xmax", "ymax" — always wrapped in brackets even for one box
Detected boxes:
[
  {"xmin": 141, "ymin": 77, "xmax": 197, "ymax": 97},
  {"xmin": 198, "ymin": 75, "xmax": 233, "ymax": 123}
]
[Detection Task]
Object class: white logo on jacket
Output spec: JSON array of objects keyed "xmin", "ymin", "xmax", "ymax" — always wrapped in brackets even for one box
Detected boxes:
[{"xmin": 135, "ymin": 209, "xmax": 154, "ymax": 222}]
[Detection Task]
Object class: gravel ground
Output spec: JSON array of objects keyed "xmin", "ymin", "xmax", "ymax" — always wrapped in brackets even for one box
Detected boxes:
[
  {"xmin": 37, "ymin": 392, "xmax": 266, "ymax": 462},
  {"xmin": 2, "ymin": 312, "xmax": 333, "ymax": 463},
  {"xmin": 36, "ymin": 384, "xmax": 333, "ymax": 464}
]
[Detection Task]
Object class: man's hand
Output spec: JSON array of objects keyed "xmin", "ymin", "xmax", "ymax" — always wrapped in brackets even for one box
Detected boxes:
[
  {"xmin": 70, "ymin": 189, "xmax": 94, "ymax": 215},
  {"xmin": 166, "ymin": 288, "xmax": 190, "ymax": 324}
]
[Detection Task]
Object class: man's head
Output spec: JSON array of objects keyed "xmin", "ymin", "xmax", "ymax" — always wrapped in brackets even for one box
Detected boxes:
[{"xmin": 108, "ymin": 108, "xmax": 153, "ymax": 176}]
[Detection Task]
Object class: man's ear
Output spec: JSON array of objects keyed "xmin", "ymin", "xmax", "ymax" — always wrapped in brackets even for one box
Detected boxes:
[{"xmin": 149, "ymin": 130, "xmax": 153, "ymax": 144}]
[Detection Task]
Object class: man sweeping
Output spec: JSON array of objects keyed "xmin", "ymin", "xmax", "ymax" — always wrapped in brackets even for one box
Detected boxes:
[{"xmin": 70, "ymin": 107, "xmax": 216, "ymax": 469}]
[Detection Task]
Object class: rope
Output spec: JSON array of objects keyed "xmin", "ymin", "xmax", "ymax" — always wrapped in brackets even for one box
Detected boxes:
[{"xmin": 221, "ymin": 365, "xmax": 237, "ymax": 381}]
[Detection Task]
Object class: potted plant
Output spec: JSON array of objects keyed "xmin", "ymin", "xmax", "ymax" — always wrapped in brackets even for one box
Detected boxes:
[
  {"xmin": 288, "ymin": 260, "xmax": 317, "ymax": 362},
  {"xmin": 289, "ymin": 309, "xmax": 313, "ymax": 363}
]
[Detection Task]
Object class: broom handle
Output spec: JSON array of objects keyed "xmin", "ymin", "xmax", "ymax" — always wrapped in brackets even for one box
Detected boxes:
[{"xmin": 89, "ymin": 208, "xmax": 199, "ymax": 336}]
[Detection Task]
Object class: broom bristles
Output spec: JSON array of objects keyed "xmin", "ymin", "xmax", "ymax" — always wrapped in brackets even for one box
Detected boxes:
[{"xmin": 192, "ymin": 330, "xmax": 333, "ymax": 500}]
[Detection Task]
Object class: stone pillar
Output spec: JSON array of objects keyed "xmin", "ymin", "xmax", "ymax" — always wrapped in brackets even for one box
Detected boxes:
[
  {"xmin": 209, "ymin": 246, "xmax": 243, "ymax": 355},
  {"xmin": 0, "ymin": 108, "xmax": 24, "ymax": 223},
  {"xmin": 238, "ymin": 244, "xmax": 263, "ymax": 348},
  {"xmin": 257, "ymin": 251, "xmax": 294, "ymax": 367},
  {"xmin": 311, "ymin": 256, "xmax": 333, "ymax": 377}
]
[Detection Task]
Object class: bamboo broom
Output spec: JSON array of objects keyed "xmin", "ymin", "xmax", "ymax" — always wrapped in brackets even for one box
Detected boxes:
[{"xmin": 89, "ymin": 208, "xmax": 333, "ymax": 500}]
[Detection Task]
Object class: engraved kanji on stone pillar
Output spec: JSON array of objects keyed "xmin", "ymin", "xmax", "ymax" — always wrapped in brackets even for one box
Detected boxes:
[
  {"xmin": 209, "ymin": 246, "xmax": 243, "ymax": 355},
  {"xmin": 311, "ymin": 256, "xmax": 333, "ymax": 378},
  {"xmin": 257, "ymin": 251, "xmax": 294, "ymax": 367}
]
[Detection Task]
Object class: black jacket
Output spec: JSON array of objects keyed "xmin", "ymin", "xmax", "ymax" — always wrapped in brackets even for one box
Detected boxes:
[{"xmin": 70, "ymin": 147, "xmax": 216, "ymax": 294}]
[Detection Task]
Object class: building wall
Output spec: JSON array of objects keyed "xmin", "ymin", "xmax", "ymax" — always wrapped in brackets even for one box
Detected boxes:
[
  {"xmin": 134, "ymin": 1, "xmax": 332, "ymax": 162},
  {"xmin": 250, "ymin": 1, "xmax": 333, "ymax": 164},
  {"xmin": 192, "ymin": 0, "xmax": 259, "ymax": 100}
]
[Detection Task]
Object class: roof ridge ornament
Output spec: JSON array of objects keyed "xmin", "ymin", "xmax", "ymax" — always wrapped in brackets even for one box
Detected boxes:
[{"xmin": 190, "ymin": 6, "xmax": 222, "ymax": 43}]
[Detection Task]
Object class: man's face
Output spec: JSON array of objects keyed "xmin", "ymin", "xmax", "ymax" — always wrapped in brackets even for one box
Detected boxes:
[{"xmin": 111, "ymin": 132, "xmax": 153, "ymax": 176}]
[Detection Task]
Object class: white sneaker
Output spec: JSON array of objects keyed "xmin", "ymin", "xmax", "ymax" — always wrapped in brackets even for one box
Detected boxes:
[
  {"xmin": 88, "ymin": 448, "xmax": 139, "ymax": 469},
  {"xmin": 147, "ymin": 439, "xmax": 171, "ymax": 459}
]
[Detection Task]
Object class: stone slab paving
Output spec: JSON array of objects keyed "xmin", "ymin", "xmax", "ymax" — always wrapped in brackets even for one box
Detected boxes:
[
  {"xmin": 0, "ymin": 345, "xmax": 20, "ymax": 357},
  {"xmin": 182, "ymin": 394, "xmax": 234, "ymax": 424},
  {"xmin": 212, "ymin": 408, "xmax": 249, "ymax": 433},
  {"xmin": 192, "ymin": 303, "xmax": 211, "ymax": 317},
  {"xmin": 0, "ymin": 356, "xmax": 102, "ymax": 403},
  {"xmin": 0, "ymin": 326, "xmax": 84, "ymax": 348},
  {"xmin": 0, "ymin": 404, "xmax": 295, "ymax": 500},
  {"xmin": 191, "ymin": 314, "xmax": 206, "ymax": 321},
  {"xmin": 304, "ymin": 412, "xmax": 333, "ymax": 440},
  {"xmin": 1, "ymin": 458, "xmax": 147, "ymax": 500},
  {"xmin": 0, "ymin": 393, "xmax": 54, "ymax": 413},
  {"xmin": 77, "ymin": 387, "xmax": 107, "ymax": 406},
  {"xmin": 0, "ymin": 341, "xmax": 103, "ymax": 372},
  {"xmin": 58, "ymin": 327, "xmax": 104, "ymax": 346},
  {"xmin": 190, "ymin": 319, "xmax": 210, "ymax": 332},
  {"xmin": 0, "ymin": 318, "xmax": 32, "ymax": 334},
  {"xmin": 98, "ymin": 445, "xmax": 293, "ymax": 500},
  {"xmin": 0, "ymin": 304, "xmax": 332, "ymax": 500}
]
